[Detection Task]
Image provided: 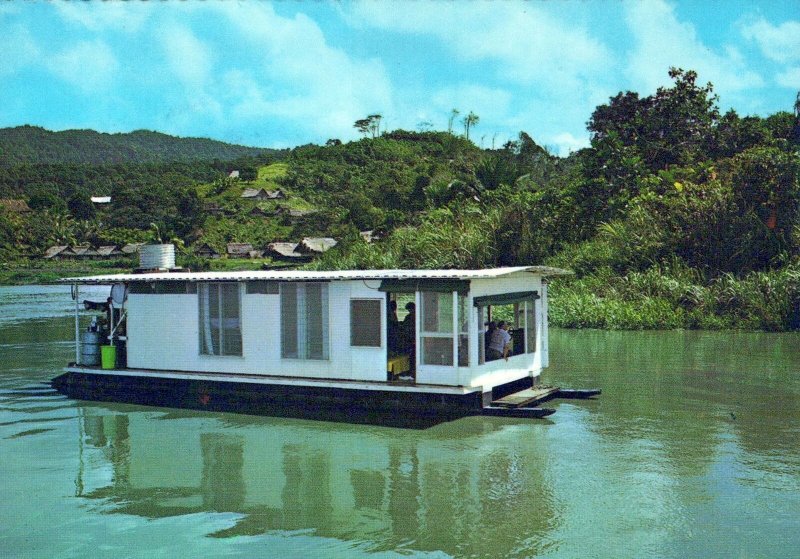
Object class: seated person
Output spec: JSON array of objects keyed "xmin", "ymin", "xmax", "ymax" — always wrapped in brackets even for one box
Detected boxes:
[{"xmin": 487, "ymin": 321, "xmax": 511, "ymax": 361}]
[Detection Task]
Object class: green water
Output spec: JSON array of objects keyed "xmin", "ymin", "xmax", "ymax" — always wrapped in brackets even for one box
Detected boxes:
[{"xmin": 1, "ymin": 286, "xmax": 798, "ymax": 558}]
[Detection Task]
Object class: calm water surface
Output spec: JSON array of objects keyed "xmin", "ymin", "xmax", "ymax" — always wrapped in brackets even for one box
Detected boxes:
[{"xmin": 1, "ymin": 285, "xmax": 798, "ymax": 558}]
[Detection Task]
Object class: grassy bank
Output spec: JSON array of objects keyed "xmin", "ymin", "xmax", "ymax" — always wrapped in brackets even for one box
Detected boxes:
[
  {"xmin": 548, "ymin": 263, "xmax": 800, "ymax": 331},
  {"xmin": 0, "ymin": 258, "xmax": 133, "ymax": 285}
]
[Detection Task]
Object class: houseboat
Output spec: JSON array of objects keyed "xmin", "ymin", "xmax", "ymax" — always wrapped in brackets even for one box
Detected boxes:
[{"xmin": 53, "ymin": 266, "xmax": 592, "ymax": 424}]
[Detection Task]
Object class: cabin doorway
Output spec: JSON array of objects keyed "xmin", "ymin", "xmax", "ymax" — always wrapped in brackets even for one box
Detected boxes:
[{"xmin": 387, "ymin": 293, "xmax": 415, "ymax": 382}]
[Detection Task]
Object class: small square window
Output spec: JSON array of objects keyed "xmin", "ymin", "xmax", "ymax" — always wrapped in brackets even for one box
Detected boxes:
[{"xmin": 351, "ymin": 299, "xmax": 382, "ymax": 347}]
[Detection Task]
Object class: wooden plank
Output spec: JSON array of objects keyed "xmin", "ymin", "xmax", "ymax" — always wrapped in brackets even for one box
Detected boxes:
[
  {"xmin": 491, "ymin": 386, "xmax": 560, "ymax": 408},
  {"xmin": 556, "ymin": 388, "xmax": 601, "ymax": 399},
  {"xmin": 481, "ymin": 406, "xmax": 556, "ymax": 419}
]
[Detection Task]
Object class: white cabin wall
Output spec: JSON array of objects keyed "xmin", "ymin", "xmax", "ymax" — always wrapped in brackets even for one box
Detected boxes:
[
  {"xmin": 127, "ymin": 293, "xmax": 202, "ymax": 372},
  {"xmin": 127, "ymin": 281, "xmax": 387, "ymax": 382}
]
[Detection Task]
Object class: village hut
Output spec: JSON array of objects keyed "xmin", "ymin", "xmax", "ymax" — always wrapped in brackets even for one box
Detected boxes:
[
  {"xmin": 298, "ymin": 237, "xmax": 338, "ymax": 254},
  {"xmin": 95, "ymin": 246, "xmax": 122, "ymax": 258},
  {"xmin": 0, "ymin": 199, "xmax": 32, "ymax": 213},
  {"xmin": 265, "ymin": 242, "xmax": 310, "ymax": 262},
  {"xmin": 241, "ymin": 188, "xmax": 271, "ymax": 200},
  {"xmin": 121, "ymin": 243, "xmax": 145, "ymax": 256},
  {"xmin": 44, "ymin": 246, "xmax": 69, "ymax": 260},
  {"xmin": 194, "ymin": 243, "xmax": 221, "ymax": 259},
  {"xmin": 227, "ymin": 243, "xmax": 254, "ymax": 258}
]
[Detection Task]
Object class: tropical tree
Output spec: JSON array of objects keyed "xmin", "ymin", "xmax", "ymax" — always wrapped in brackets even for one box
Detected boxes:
[
  {"xmin": 354, "ymin": 114, "xmax": 383, "ymax": 138},
  {"xmin": 462, "ymin": 111, "xmax": 479, "ymax": 140},
  {"xmin": 448, "ymin": 109, "xmax": 460, "ymax": 134}
]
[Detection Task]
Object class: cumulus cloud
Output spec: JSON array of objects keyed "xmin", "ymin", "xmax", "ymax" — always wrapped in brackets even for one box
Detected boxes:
[
  {"xmin": 48, "ymin": 40, "xmax": 119, "ymax": 92},
  {"xmin": 551, "ymin": 132, "xmax": 589, "ymax": 157},
  {"xmin": 741, "ymin": 18, "xmax": 800, "ymax": 64},
  {"xmin": 0, "ymin": 25, "xmax": 40, "ymax": 76},
  {"xmin": 348, "ymin": 1, "xmax": 610, "ymax": 90},
  {"xmin": 776, "ymin": 67, "xmax": 800, "ymax": 89},
  {"xmin": 159, "ymin": 25, "xmax": 214, "ymax": 88},
  {"xmin": 203, "ymin": 3, "xmax": 394, "ymax": 142},
  {"xmin": 624, "ymin": 0, "xmax": 763, "ymax": 95},
  {"xmin": 53, "ymin": 1, "xmax": 151, "ymax": 33}
]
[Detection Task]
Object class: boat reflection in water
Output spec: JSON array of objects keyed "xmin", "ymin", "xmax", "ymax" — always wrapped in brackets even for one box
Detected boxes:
[{"xmin": 76, "ymin": 408, "xmax": 558, "ymax": 556}]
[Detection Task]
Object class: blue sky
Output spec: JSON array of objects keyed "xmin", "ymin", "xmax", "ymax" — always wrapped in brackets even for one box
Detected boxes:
[{"xmin": 1, "ymin": 1, "xmax": 798, "ymax": 155}]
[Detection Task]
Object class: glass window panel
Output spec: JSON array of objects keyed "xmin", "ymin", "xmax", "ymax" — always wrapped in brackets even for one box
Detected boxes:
[
  {"xmin": 525, "ymin": 299, "xmax": 536, "ymax": 354},
  {"xmin": 199, "ymin": 283, "xmax": 241, "ymax": 356},
  {"xmin": 458, "ymin": 334, "xmax": 469, "ymax": 366},
  {"xmin": 306, "ymin": 283, "xmax": 324, "ymax": 359},
  {"xmin": 281, "ymin": 282, "xmax": 328, "ymax": 359},
  {"xmin": 458, "ymin": 295, "xmax": 469, "ymax": 334},
  {"xmin": 422, "ymin": 292, "xmax": 452, "ymax": 333},
  {"xmin": 351, "ymin": 299, "xmax": 382, "ymax": 347},
  {"xmin": 246, "ymin": 281, "xmax": 279, "ymax": 294},
  {"xmin": 422, "ymin": 337, "xmax": 454, "ymax": 366},
  {"xmin": 280, "ymin": 284, "xmax": 298, "ymax": 358}
]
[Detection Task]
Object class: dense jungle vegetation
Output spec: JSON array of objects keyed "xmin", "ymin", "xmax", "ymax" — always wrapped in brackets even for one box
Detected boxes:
[{"xmin": 1, "ymin": 68, "xmax": 799, "ymax": 330}]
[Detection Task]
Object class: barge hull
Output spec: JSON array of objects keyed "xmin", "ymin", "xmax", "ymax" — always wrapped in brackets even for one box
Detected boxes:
[{"xmin": 52, "ymin": 369, "xmax": 489, "ymax": 427}]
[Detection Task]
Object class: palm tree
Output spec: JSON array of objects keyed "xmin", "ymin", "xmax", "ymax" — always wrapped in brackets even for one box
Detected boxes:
[
  {"xmin": 462, "ymin": 111, "xmax": 479, "ymax": 140},
  {"xmin": 448, "ymin": 109, "xmax": 460, "ymax": 134}
]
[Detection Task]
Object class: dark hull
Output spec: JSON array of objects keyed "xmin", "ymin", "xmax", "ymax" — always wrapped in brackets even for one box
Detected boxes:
[{"xmin": 52, "ymin": 371, "xmax": 491, "ymax": 428}]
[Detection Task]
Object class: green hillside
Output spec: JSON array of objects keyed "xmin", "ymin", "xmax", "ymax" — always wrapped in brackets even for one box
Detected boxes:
[
  {"xmin": 0, "ymin": 126, "xmax": 282, "ymax": 166},
  {"xmin": 2, "ymin": 68, "xmax": 799, "ymax": 330}
]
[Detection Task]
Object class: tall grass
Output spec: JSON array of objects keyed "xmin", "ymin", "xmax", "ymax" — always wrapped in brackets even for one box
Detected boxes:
[{"xmin": 549, "ymin": 261, "xmax": 800, "ymax": 330}]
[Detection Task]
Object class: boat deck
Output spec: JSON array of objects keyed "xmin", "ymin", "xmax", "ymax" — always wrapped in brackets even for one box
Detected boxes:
[{"xmin": 491, "ymin": 386, "xmax": 560, "ymax": 408}]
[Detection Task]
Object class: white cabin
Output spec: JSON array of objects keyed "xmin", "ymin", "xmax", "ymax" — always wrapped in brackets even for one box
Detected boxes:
[{"xmin": 62, "ymin": 267, "xmax": 569, "ymax": 411}]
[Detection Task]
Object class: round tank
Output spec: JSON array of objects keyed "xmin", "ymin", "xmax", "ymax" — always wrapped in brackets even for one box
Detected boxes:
[
  {"xmin": 139, "ymin": 244, "xmax": 175, "ymax": 269},
  {"xmin": 81, "ymin": 331, "xmax": 101, "ymax": 366}
]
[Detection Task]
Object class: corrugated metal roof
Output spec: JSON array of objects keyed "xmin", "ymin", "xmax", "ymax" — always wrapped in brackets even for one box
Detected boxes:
[{"xmin": 59, "ymin": 266, "xmax": 571, "ymax": 284}]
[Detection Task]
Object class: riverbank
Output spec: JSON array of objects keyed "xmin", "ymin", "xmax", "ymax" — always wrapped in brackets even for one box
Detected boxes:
[{"xmin": 549, "ymin": 264, "xmax": 800, "ymax": 331}]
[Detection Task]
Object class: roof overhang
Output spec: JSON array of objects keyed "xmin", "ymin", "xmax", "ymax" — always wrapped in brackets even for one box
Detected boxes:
[{"xmin": 58, "ymin": 266, "xmax": 572, "ymax": 285}]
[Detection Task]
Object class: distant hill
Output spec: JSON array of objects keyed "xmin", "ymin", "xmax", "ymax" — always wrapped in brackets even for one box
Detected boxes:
[{"xmin": 0, "ymin": 126, "xmax": 279, "ymax": 166}]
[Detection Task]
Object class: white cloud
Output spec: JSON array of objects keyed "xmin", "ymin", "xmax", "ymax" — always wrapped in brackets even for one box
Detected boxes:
[
  {"xmin": 347, "ymin": 2, "xmax": 610, "ymax": 90},
  {"xmin": 776, "ymin": 67, "xmax": 800, "ymax": 89},
  {"xmin": 624, "ymin": 0, "xmax": 763, "ymax": 96},
  {"xmin": 741, "ymin": 18, "xmax": 800, "ymax": 64},
  {"xmin": 159, "ymin": 25, "xmax": 213, "ymax": 88},
  {"xmin": 0, "ymin": 25, "xmax": 40, "ymax": 76},
  {"xmin": 551, "ymin": 132, "xmax": 589, "ymax": 157},
  {"xmin": 53, "ymin": 1, "xmax": 151, "ymax": 33},
  {"xmin": 201, "ymin": 3, "xmax": 394, "ymax": 142},
  {"xmin": 47, "ymin": 40, "xmax": 119, "ymax": 92}
]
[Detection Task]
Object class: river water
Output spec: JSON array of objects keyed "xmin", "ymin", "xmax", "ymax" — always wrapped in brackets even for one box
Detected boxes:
[{"xmin": 0, "ymin": 285, "xmax": 798, "ymax": 558}]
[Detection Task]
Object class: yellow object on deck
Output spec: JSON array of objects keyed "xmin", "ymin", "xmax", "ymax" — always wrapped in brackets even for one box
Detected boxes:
[{"xmin": 388, "ymin": 355, "xmax": 410, "ymax": 376}]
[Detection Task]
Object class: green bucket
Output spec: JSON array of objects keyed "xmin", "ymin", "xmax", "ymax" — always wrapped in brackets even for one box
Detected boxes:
[{"xmin": 101, "ymin": 345, "xmax": 117, "ymax": 370}]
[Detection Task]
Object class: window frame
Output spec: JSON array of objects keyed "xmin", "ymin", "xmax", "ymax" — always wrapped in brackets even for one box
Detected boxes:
[
  {"xmin": 280, "ymin": 282, "xmax": 330, "ymax": 360},
  {"xmin": 198, "ymin": 282, "xmax": 243, "ymax": 357}
]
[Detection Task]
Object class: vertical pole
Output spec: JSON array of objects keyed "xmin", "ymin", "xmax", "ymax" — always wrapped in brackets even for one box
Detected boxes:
[
  {"xmin": 452, "ymin": 291, "xmax": 458, "ymax": 371},
  {"xmin": 74, "ymin": 283, "xmax": 80, "ymax": 365},
  {"xmin": 414, "ymin": 291, "xmax": 421, "ymax": 375}
]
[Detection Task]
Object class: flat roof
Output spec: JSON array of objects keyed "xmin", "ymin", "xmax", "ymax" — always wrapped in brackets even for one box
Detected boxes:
[{"xmin": 60, "ymin": 266, "xmax": 571, "ymax": 284}]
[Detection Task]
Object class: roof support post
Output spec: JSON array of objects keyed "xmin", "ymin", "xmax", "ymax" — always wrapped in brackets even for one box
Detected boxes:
[
  {"xmin": 452, "ymin": 290, "xmax": 458, "ymax": 373},
  {"xmin": 73, "ymin": 283, "xmax": 80, "ymax": 365}
]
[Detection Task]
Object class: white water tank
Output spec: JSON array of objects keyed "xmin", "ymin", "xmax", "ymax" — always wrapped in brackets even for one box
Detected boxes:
[{"xmin": 139, "ymin": 244, "xmax": 176, "ymax": 269}]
